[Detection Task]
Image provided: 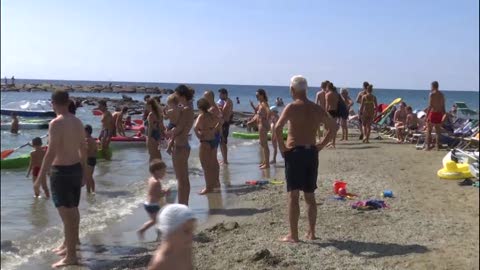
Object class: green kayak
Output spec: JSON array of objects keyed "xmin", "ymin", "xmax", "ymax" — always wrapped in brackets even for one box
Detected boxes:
[
  {"xmin": 1, "ymin": 148, "xmax": 112, "ymax": 170},
  {"xmin": 232, "ymin": 130, "xmax": 288, "ymax": 140}
]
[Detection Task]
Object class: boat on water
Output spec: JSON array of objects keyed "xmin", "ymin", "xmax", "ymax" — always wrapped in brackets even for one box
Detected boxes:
[{"xmin": 0, "ymin": 100, "xmax": 56, "ymax": 117}]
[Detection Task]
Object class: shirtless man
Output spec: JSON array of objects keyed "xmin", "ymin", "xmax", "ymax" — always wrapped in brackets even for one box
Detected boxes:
[
  {"xmin": 275, "ymin": 75, "xmax": 336, "ymax": 243},
  {"xmin": 112, "ymin": 106, "xmax": 128, "ymax": 137},
  {"xmin": 218, "ymin": 88, "xmax": 233, "ymax": 165},
  {"xmin": 98, "ymin": 100, "xmax": 114, "ymax": 160},
  {"xmin": 394, "ymin": 102, "xmax": 408, "ymax": 143},
  {"xmin": 169, "ymin": 85, "xmax": 195, "ymax": 205},
  {"xmin": 315, "ymin": 81, "xmax": 328, "ymax": 140},
  {"xmin": 148, "ymin": 204, "xmax": 196, "ymax": 270},
  {"xmin": 33, "ymin": 90, "xmax": 87, "ymax": 268},
  {"xmin": 425, "ymin": 81, "xmax": 445, "ymax": 150},
  {"xmin": 325, "ymin": 83, "xmax": 340, "ymax": 148},
  {"xmin": 356, "ymin": 81, "xmax": 369, "ymax": 140}
]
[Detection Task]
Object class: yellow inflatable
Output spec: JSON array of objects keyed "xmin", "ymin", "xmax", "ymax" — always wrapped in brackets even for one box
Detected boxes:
[{"xmin": 437, "ymin": 161, "xmax": 473, "ymax": 180}]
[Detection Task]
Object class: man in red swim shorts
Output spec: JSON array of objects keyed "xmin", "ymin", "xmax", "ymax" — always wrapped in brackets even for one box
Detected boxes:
[{"xmin": 425, "ymin": 81, "xmax": 445, "ymax": 151}]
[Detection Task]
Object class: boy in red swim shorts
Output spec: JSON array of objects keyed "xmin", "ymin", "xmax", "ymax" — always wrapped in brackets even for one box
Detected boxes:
[
  {"xmin": 425, "ymin": 81, "xmax": 445, "ymax": 151},
  {"xmin": 26, "ymin": 137, "xmax": 47, "ymax": 198}
]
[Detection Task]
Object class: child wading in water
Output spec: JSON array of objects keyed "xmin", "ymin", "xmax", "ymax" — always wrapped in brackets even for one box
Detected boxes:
[
  {"xmin": 85, "ymin": 125, "xmax": 98, "ymax": 194},
  {"xmin": 137, "ymin": 159, "xmax": 168, "ymax": 239},
  {"xmin": 164, "ymin": 94, "xmax": 181, "ymax": 154},
  {"xmin": 26, "ymin": 137, "xmax": 47, "ymax": 198}
]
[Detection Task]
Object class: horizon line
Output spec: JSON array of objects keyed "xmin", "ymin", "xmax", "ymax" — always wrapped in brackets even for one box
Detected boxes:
[{"xmin": 4, "ymin": 77, "xmax": 479, "ymax": 93}]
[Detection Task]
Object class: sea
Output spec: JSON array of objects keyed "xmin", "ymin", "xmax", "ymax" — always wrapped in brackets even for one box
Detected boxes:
[{"xmin": 1, "ymin": 79, "xmax": 478, "ymax": 269}]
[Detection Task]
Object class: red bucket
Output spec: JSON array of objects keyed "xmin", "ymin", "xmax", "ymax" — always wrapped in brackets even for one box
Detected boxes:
[{"xmin": 333, "ymin": 180, "xmax": 347, "ymax": 194}]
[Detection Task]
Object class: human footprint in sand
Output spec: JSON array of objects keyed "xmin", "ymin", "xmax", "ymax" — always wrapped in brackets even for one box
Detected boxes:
[
  {"xmin": 137, "ymin": 159, "xmax": 168, "ymax": 239},
  {"xmin": 194, "ymin": 98, "xmax": 221, "ymax": 195},
  {"xmin": 148, "ymin": 204, "xmax": 196, "ymax": 270},
  {"xmin": 275, "ymin": 75, "xmax": 336, "ymax": 243}
]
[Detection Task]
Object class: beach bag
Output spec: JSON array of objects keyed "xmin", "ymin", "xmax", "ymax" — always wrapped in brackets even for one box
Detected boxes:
[{"xmin": 337, "ymin": 94, "xmax": 349, "ymax": 120}]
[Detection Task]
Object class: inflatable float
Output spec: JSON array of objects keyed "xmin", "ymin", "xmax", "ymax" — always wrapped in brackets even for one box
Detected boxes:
[
  {"xmin": 437, "ymin": 161, "xmax": 473, "ymax": 180},
  {"xmin": 0, "ymin": 119, "xmax": 51, "ymax": 130},
  {"xmin": 232, "ymin": 130, "xmax": 288, "ymax": 140},
  {"xmin": 1, "ymin": 148, "xmax": 112, "ymax": 170},
  {"xmin": 375, "ymin": 97, "xmax": 402, "ymax": 125},
  {"xmin": 125, "ymin": 119, "xmax": 145, "ymax": 132}
]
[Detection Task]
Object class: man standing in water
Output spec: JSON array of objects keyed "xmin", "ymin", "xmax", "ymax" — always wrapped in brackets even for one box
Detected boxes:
[
  {"xmin": 169, "ymin": 85, "xmax": 195, "ymax": 205},
  {"xmin": 356, "ymin": 81, "xmax": 369, "ymax": 140},
  {"xmin": 218, "ymin": 88, "xmax": 233, "ymax": 165},
  {"xmin": 275, "ymin": 75, "xmax": 335, "ymax": 243},
  {"xmin": 34, "ymin": 90, "xmax": 87, "ymax": 267},
  {"xmin": 98, "ymin": 100, "xmax": 113, "ymax": 160},
  {"xmin": 425, "ymin": 81, "xmax": 445, "ymax": 151}
]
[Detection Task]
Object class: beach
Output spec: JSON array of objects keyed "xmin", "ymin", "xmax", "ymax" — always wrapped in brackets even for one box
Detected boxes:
[
  {"xmin": 76, "ymin": 132, "xmax": 478, "ymax": 270},
  {"xmin": 1, "ymin": 87, "xmax": 479, "ymax": 270}
]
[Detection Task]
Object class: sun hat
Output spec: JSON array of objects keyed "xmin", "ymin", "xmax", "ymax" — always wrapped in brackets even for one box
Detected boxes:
[{"xmin": 157, "ymin": 204, "xmax": 196, "ymax": 239}]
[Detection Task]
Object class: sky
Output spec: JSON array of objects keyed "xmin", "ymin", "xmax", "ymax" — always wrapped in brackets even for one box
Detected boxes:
[{"xmin": 1, "ymin": 0, "xmax": 479, "ymax": 91}]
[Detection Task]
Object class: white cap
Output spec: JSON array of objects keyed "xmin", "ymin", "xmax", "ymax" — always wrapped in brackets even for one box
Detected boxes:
[
  {"xmin": 417, "ymin": 111, "xmax": 426, "ymax": 118},
  {"xmin": 157, "ymin": 204, "xmax": 196, "ymax": 239}
]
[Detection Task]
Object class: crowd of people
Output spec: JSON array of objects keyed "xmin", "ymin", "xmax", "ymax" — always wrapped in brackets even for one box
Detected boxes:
[{"xmin": 15, "ymin": 75, "xmax": 461, "ymax": 268}]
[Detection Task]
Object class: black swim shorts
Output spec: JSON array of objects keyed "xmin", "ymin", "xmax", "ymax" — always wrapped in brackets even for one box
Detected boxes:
[
  {"xmin": 328, "ymin": 110, "xmax": 339, "ymax": 118},
  {"xmin": 50, "ymin": 163, "xmax": 83, "ymax": 208},
  {"xmin": 221, "ymin": 122, "xmax": 230, "ymax": 144},
  {"xmin": 284, "ymin": 146, "xmax": 318, "ymax": 193},
  {"xmin": 87, "ymin": 157, "xmax": 97, "ymax": 167}
]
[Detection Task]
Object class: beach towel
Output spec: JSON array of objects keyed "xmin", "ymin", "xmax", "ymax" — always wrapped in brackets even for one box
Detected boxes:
[{"xmin": 351, "ymin": 200, "xmax": 389, "ymax": 210}]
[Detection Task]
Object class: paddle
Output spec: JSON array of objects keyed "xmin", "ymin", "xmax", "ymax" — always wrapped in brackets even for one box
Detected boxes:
[{"xmin": 1, "ymin": 134, "xmax": 48, "ymax": 160}]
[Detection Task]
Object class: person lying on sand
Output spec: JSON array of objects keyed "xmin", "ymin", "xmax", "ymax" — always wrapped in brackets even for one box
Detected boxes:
[
  {"xmin": 148, "ymin": 204, "xmax": 196, "ymax": 270},
  {"xmin": 275, "ymin": 75, "xmax": 336, "ymax": 243}
]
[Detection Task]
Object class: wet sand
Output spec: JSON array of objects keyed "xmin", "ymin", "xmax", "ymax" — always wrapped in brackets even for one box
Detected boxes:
[{"xmin": 21, "ymin": 131, "xmax": 479, "ymax": 270}]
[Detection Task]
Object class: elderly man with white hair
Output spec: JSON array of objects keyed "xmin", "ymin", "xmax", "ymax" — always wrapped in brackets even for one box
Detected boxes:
[{"xmin": 274, "ymin": 75, "xmax": 336, "ymax": 243}]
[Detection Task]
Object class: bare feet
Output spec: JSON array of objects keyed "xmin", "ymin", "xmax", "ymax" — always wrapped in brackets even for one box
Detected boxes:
[
  {"xmin": 280, "ymin": 235, "xmax": 299, "ymax": 243},
  {"xmin": 55, "ymin": 247, "xmax": 67, "ymax": 256},
  {"xmin": 52, "ymin": 257, "xmax": 79, "ymax": 268},
  {"xmin": 52, "ymin": 244, "xmax": 65, "ymax": 253},
  {"xmin": 198, "ymin": 188, "xmax": 214, "ymax": 195},
  {"xmin": 339, "ymin": 138, "xmax": 345, "ymax": 141},
  {"xmin": 221, "ymin": 160, "xmax": 229, "ymax": 165},
  {"xmin": 305, "ymin": 232, "xmax": 317, "ymax": 240},
  {"xmin": 270, "ymin": 160, "xmax": 276, "ymax": 164},
  {"xmin": 259, "ymin": 164, "xmax": 270, "ymax": 169}
]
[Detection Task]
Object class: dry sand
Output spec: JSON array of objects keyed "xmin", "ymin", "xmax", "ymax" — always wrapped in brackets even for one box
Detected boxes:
[{"xmin": 101, "ymin": 133, "xmax": 479, "ymax": 270}]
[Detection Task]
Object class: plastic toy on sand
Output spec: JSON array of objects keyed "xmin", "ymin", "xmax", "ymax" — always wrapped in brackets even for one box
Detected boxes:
[
  {"xmin": 437, "ymin": 161, "xmax": 473, "ymax": 180},
  {"xmin": 333, "ymin": 180, "xmax": 347, "ymax": 194},
  {"xmin": 381, "ymin": 190, "xmax": 394, "ymax": 198},
  {"xmin": 338, "ymin": 187, "xmax": 347, "ymax": 196}
]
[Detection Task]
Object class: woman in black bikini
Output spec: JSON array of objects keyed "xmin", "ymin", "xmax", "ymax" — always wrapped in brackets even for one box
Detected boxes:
[
  {"xmin": 194, "ymin": 98, "xmax": 221, "ymax": 195},
  {"xmin": 146, "ymin": 99, "xmax": 165, "ymax": 162}
]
